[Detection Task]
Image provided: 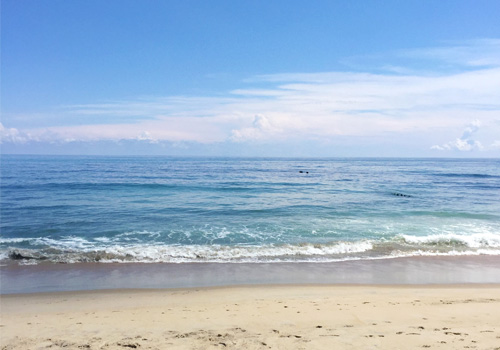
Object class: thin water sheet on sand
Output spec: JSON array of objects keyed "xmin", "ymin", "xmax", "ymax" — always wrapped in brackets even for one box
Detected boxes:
[{"xmin": 2, "ymin": 255, "xmax": 500, "ymax": 294}]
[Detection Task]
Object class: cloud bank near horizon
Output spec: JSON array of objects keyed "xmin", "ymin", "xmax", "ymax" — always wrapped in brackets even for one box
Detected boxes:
[{"xmin": 2, "ymin": 39, "xmax": 500, "ymax": 156}]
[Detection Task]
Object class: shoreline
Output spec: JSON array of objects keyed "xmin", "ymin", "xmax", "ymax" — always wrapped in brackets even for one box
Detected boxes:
[
  {"xmin": 2, "ymin": 284, "xmax": 499, "ymax": 349},
  {"xmin": 2, "ymin": 255, "xmax": 500, "ymax": 294},
  {"xmin": 3, "ymin": 282, "xmax": 500, "ymax": 298}
]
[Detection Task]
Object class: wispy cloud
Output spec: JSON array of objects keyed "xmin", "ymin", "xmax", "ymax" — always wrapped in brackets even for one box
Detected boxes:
[
  {"xmin": 339, "ymin": 38, "xmax": 500, "ymax": 73},
  {"xmin": 401, "ymin": 38, "xmax": 500, "ymax": 68},
  {"xmin": 2, "ymin": 39, "xmax": 500, "ymax": 156}
]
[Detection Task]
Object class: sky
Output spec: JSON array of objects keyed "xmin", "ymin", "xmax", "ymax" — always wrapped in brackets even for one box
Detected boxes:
[{"xmin": 1, "ymin": 0, "xmax": 500, "ymax": 157}]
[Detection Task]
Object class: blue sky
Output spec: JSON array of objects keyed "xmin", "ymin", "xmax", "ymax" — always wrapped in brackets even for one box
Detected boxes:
[{"xmin": 1, "ymin": 0, "xmax": 500, "ymax": 157}]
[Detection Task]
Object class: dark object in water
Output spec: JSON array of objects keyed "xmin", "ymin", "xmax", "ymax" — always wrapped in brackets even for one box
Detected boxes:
[
  {"xmin": 8, "ymin": 250, "xmax": 46, "ymax": 261},
  {"xmin": 392, "ymin": 192, "xmax": 412, "ymax": 198},
  {"xmin": 298, "ymin": 171, "xmax": 309, "ymax": 174},
  {"xmin": 9, "ymin": 251, "xmax": 34, "ymax": 260}
]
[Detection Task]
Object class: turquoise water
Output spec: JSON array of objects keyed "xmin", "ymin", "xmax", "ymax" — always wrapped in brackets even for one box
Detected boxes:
[{"xmin": 1, "ymin": 155, "xmax": 499, "ymax": 264}]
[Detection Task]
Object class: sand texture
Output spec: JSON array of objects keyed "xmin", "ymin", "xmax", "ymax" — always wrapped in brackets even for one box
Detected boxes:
[{"xmin": 1, "ymin": 285, "xmax": 500, "ymax": 350}]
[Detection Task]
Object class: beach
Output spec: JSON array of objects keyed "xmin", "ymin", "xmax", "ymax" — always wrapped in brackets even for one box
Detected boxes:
[
  {"xmin": 2, "ymin": 256, "xmax": 500, "ymax": 349},
  {"xmin": 2, "ymin": 157, "xmax": 500, "ymax": 349},
  {"xmin": 3, "ymin": 0, "xmax": 500, "ymax": 345},
  {"xmin": 2, "ymin": 284, "xmax": 500, "ymax": 350}
]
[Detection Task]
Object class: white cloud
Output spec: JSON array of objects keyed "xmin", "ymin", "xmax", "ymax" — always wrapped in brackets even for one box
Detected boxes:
[
  {"xmin": 431, "ymin": 139, "xmax": 483, "ymax": 152},
  {"xmin": 431, "ymin": 120, "xmax": 484, "ymax": 152},
  {"xmin": 461, "ymin": 119, "xmax": 481, "ymax": 139},
  {"xmin": 230, "ymin": 114, "xmax": 283, "ymax": 142},
  {"xmin": 136, "ymin": 131, "xmax": 158, "ymax": 143},
  {"xmin": 3, "ymin": 39, "xmax": 500, "ymax": 156},
  {"xmin": 0, "ymin": 123, "xmax": 29, "ymax": 144}
]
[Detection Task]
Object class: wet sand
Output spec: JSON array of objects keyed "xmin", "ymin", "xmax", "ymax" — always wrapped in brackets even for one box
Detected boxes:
[
  {"xmin": 2, "ymin": 255, "xmax": 500, "ymax": 294},
  {"xmin": 1, "ymin": 285, "xmax": 500, "ymax": 350}
]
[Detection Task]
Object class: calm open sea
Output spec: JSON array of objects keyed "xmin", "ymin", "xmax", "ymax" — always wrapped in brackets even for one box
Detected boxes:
[{"xmin": 1, "ymin": 155, "xmax": 499, "ymax": 265}]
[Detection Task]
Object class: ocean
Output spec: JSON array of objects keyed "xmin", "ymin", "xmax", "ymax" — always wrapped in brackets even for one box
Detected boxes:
[{"xmin": 1, "ymin": 155, "xmax": 499, "ymax": 267}]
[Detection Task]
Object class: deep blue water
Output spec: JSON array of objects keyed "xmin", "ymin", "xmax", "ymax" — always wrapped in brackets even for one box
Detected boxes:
[{"xmin": 1, "ymin": 155, "xmax": 499, "ymax": 264}]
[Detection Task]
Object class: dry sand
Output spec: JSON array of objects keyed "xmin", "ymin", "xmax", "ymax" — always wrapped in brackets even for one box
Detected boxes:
[{"xmin": 1, "ymin": 285, "xmax": 499, "ymax": 349}]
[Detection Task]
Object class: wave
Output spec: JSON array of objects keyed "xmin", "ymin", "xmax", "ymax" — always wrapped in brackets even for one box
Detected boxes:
[
  {"xmin": 1, "ymin": 181, "xmax": 319, "ymax": 193},
  {"xmin": 398, "ymin": 233, "xmax": 500, "ymax": 248},
  {"xmin": 432, "ymin": 172, "xmax": 500, "ymax": 179},
  {"xmin": 2, "ymin": 241, "xmax": 373, "ymax": 264},
  {"xmin": 405, "ymin": 211, "xmax": 500, "ymax": 220},
  {"xmin": 2, "ymin": 232, "xmax": 500, "ymax": 265}
]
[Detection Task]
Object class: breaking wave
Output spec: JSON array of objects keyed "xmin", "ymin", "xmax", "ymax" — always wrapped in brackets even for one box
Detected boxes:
[
  {"xmin": 399, "ymin": 233, "xmax": 500, "ymax": 248},
  {"xmin": 3, "ymin": 241, "xmax": 373, "ymax": 264},
  {"xmin": 2, "ymin": 232, "xmax": 500, "ymax": 265}
]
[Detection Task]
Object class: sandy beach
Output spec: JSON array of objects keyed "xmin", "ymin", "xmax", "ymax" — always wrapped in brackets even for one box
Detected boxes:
[{"xmin": 1, "ymin": 284, "xmax": 499, "ymax": 350}]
